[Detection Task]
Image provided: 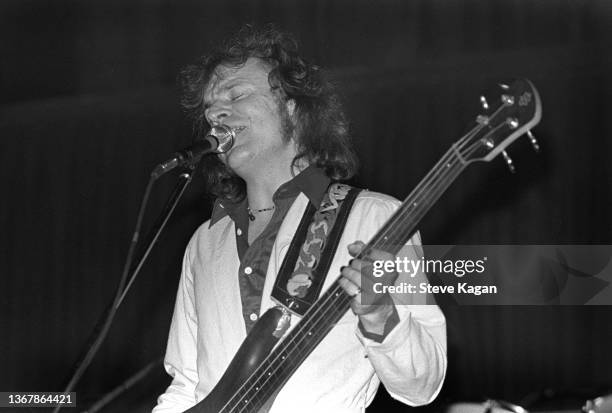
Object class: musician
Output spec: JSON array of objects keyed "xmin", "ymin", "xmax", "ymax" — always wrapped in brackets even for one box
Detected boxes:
[{"xmin": 153, "ymin": 25, "xmax": 446, "ymax": 413}]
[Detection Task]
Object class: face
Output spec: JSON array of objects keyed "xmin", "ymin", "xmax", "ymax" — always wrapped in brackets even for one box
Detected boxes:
[{"xmin": 203, "ymin": 58, "xmax": 297, "ymax": 178}]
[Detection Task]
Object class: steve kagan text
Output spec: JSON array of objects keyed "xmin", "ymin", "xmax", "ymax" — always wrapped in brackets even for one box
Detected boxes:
[{"xmin": 373, "ymin": 282, "xmax": 498, "ymax": 296}]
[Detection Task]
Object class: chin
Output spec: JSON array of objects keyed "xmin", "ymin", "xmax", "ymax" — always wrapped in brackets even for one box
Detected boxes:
[{"xmin": 226, "ymin": 148, "xmax": 255, "ymax": 175}]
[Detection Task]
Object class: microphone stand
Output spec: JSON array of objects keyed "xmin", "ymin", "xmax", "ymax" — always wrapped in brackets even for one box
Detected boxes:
[
  {"xmin": 54, "ymin": 165, "xmax": 196, "ymax": 413},
  {"xmin": 117, "ymin": 168, "xmax": 194, "ymax": 306}
]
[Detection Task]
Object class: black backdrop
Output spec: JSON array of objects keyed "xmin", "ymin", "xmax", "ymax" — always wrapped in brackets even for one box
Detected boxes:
[{"xmin": 1, "ymin": 1, "xmax": 611, "ymax": 412}]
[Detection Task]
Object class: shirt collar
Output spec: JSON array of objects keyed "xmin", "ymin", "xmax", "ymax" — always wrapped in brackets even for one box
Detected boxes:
[{"xmin": 209, "ymin": 165, "xmax": 331, "ymax": 227}]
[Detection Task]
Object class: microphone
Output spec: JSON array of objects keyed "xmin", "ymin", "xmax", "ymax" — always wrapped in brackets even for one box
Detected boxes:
[{"xmin": 152, "ymin": 125, "xmax": 235, "ymax": 178}]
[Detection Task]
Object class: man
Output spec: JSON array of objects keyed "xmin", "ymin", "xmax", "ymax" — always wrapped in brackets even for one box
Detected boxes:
[{"xmin": 153, "ymin": 25, "xmax": 446, "ymax": 413}]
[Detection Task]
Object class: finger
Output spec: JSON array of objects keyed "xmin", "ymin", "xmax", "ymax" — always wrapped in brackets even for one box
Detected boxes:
[
  {"xmin": 348, "ymin": 258, "xmax": 367, "ymax": 271},
  {"xmin": 347, "ymin": 241, "xmax": 366, "ymax": 257},
  {"xmin": 342, "ymin": 265, "xmax": 388, "ymax": 308},
  {"xmin": 340, "ymin": 265, "xmax": 361, "ymax": 286},
  {"xmin": 337, "ymin": 275, "xmax": 362, "ymax": 297},
  {"xmin": 367, "ymin": 248, "xmax": 395, "ymax": 262}
]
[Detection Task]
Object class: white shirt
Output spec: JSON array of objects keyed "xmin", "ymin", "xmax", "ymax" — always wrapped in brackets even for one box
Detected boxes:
[{"xmin": 153, "ymin": 191, "xmax": 447, "ymax": 413}]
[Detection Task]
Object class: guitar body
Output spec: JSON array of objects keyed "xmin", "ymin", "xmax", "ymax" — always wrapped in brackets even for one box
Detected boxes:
[{"xmin": 184, "ymin": 307, "xmax": 288, "ymax": 413}]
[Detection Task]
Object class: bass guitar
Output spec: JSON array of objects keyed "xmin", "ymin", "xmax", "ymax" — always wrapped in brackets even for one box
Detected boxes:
[{"xmin": 185, "ymin": 78, "xmax": 542, "ymax": 413}]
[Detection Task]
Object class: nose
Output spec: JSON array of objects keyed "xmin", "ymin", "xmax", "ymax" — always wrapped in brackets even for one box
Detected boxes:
[{"xmin": 205, "ymin": 104, "xmax": 231, "ymax": 125}]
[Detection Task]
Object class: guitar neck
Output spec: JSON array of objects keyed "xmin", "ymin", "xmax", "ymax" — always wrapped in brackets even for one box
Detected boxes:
[
  {"xmin": 364, "ymin": 146, "xmax": 467, "ymax": 256},
  {"xmin": 209, "ymin": 78, "xmax": 542, "ymax": 413},
  {"xmin": 222, "ymin": 147, "xmax": 467, "ymax": 413}
]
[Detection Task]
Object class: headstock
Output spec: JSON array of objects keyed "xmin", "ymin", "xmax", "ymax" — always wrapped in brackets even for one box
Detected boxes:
[{"xmin": 457, "ymin": 79, "xmax": 542, "ymax": 171}]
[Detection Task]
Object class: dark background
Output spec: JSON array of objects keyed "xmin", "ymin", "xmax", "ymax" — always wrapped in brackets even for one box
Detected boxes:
[{"xmin": 1, "ymin": 1, "xmax": 611, "ymax": 412}]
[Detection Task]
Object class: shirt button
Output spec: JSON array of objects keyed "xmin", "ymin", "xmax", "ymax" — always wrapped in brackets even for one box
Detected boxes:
[
  {"xmin": 244, "ymin": 266, "xmax": 253, "ymax": 275},
  {"xmin": 249, "ymin": 313, "xmax": 258, "ymax": 321},
  {"xmin": 236, "ymin": 228, "xmax": 242, "ymax": 236}
]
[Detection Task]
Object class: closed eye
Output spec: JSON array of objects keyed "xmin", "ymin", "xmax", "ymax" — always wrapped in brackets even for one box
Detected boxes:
[
  {"xmin": 231, "ymin": 92, "xmax": 247, "ymax": 102},
  {"xmin": 228, "ymin": 84, "xmax": 252, "ymax": 102}
]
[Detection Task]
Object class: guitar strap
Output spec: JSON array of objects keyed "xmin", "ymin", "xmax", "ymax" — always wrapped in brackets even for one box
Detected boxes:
[{"xmin": 271, "ymin": 183, "xmax": 361, "ymax": 316}]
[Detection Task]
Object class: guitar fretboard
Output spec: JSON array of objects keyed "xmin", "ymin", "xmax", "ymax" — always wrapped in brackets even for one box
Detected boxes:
[{"xmin": 220, "ymin": 149, "xmax": 468, "ymax": 413}]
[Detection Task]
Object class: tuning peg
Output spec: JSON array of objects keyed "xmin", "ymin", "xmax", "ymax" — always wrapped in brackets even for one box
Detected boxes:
[
  {"xmin": 526, "ymin": 130, "xmax": 540, "ymax": 152},
  {"xmin": 480, "ymin": 95, "xmax": 489, "ymax": 110},
  {"xmin": 502, "ymin": 150, "xmax": 516, "ymax": 173}
]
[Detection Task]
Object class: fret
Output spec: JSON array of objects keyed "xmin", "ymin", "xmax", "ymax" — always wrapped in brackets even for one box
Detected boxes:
[
  {"xmin": 212, "ymin": 79, "xmax": 542, "ymax": 413},
  {"xmin": 225, "ymin": 152, "xmax": 467, "ymax": 413},
  {"xmin": 367, "ymin": 149, "xmax": 466, "ymax": 255}
]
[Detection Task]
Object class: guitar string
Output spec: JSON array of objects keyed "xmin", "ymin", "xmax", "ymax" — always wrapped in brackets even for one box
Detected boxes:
[
  {"xmin": 399, "ymin": 102, "xmax": 516, "ymax": 217},
  {"xmin": 224, "ymin": 121, "xmax": 499, "ymax": 412},
  {"xmin": 232, "ymin": 114, "xmax": 531, "ymax": 411},
  {"xmin": 234, "ymin": 120, "xmax": 517, "ymax": 408},
  {"xmin": 350, "ymin": 121, "xmax": 491, "ymax": 258},
  {"xmin": 228, "ymin": 157, "xmax": 472, "ymax": 413},
  {"xmin": 224, "ymin": 176, "xmax": 461, "ymax": 412},
  {"xmin": 377, "ymin": 141, "xmax": 487, "ymax": 250},
  {"xmin": 344, "ymin": 123, "xmax": 485, "ymax": 259},
  {"xmin": 225, "ymin": 116, "xmax": 508, "ymax": 412},
  {"xmin": 227, "ymin": 290, "xmax": 352, "ymax": 412},
  {"xmin": 223, "ymin": 127, "xmax": 482, "ymax": 413},
  {"xmin": 224, "ymin": 150, "xmax": 470, "ymax": 413}
]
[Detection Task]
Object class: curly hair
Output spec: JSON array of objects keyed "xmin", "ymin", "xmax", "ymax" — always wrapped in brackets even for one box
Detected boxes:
[{"xmin": 180, "ymin": 24, "xmax": 358, "ymax": 202}]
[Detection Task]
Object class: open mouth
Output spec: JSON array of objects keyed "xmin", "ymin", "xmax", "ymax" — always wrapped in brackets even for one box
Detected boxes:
[{"xmin": 218, "ymin": 125, "xmax": 246, "ymax": 155}]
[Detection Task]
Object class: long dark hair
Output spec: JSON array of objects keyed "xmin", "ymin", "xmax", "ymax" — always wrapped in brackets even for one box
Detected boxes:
[{"xmin": 180, "ymin": 25, "xmax": 358, "ymax": 202}]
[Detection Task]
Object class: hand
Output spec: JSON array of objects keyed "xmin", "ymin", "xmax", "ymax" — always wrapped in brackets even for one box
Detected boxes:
[{"xmin": 339, "ymin": 241, "xmax": 398, "ymax": 335}]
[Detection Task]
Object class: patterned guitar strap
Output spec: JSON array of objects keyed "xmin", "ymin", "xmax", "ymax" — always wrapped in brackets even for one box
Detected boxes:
[{"xmin": 271, "ymin": 183, "xmax": 362, "ymax": 316}]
